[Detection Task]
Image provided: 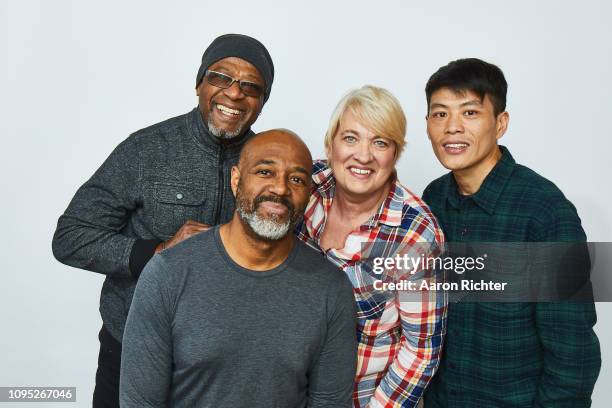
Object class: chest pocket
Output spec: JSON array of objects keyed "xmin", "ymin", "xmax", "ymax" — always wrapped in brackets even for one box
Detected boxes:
[{"xmin": 152, "ymin": 182, "xmax": 206, "ymax": 239}]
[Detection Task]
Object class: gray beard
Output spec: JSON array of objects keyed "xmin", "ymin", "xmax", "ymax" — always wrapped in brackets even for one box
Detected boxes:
[
  {"xmin": 237, "ymin": 205, "xmax": 291, "ymax": 241},
  {"xmin": 208, "ymin": 118, "xmax": 243, "ymax": 139}
]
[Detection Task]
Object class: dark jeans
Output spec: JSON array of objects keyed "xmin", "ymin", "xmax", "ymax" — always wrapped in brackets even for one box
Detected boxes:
[{"xmin": 93, "ymin": 325, "xmax": 122, "ymax": 408}]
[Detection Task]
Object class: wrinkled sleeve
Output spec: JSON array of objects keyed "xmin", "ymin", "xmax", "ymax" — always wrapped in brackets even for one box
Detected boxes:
[
  {"xmin": 52, "ymin": 137, "xmax": 156, "ymax": 278},
  {"xmin": 368, "ymin": 230, "xmax": 448, "ymax": 408},
  {"xmin": 308, "ymin": 273, "xmax": 357, "ymax": 408},
  {"xmin": 120, "ymin": 255, "xmax": 173, "ymax": 408},
  {"xmin": 533, "ymin": 200, "xmax": 601, "ymax": 407}
]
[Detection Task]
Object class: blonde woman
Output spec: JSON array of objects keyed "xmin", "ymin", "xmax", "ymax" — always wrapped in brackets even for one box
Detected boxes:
[{"xmin": 296, "ymin": 86, "xmax": 446, "ymax": 408}]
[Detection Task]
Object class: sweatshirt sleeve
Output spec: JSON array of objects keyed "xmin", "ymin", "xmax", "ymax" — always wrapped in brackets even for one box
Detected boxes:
[
  {"xmin": 308, "ymin": 273, "xmax": 357, "ymax": 408},
  {"xmin": 120, "ymin": 255, "xmax": 173, "ymax": 407}
]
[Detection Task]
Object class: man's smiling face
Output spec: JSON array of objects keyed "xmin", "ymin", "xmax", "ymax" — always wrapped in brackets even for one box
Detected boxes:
[
  {"xmin": 231, "ymin": 130, "xmax": 312, "ymax": 241},
  {"xmin": 197, "ymin": 57, "xmax": 265, "ymax": 139},
  {"xmin": 426, "ymin": 87, "xmax": 508, "ymax": 179}
]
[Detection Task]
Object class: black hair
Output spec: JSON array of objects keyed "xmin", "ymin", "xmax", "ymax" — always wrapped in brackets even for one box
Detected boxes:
[{"xmin": 425, "ymin": 58, "xmax": 508, "ymax": 116}]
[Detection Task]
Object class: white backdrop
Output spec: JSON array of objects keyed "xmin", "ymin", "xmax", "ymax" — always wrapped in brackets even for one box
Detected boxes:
[{"xmin": 1, "ymin": 0, "xmax": 611, "ymax": 406}]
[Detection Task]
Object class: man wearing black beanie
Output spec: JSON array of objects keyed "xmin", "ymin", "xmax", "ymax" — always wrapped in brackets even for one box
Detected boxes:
[{"xmin": 52, "ymin": 33, "xmax": 274, "ymax": 408}]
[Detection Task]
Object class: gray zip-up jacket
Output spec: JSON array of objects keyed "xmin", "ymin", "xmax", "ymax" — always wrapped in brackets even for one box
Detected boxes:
[{"xmin": 52, "ymin": 107, "xmax": 253, "ymax": 342}]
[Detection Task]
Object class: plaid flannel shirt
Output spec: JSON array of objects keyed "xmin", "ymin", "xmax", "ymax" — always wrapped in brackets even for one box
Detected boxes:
[
  {"xmin": 422, "ymin": 146, "xmax": 601, "ymax": 408},
  {"xmin": 295, "ymin": 161, "xmax": 447, "ymax": 408}
]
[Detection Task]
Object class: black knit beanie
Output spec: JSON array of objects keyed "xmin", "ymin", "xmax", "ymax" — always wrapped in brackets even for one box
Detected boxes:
[{"xmin": 195, "ymin": 34, "xmax": 274, "ymax": 103}]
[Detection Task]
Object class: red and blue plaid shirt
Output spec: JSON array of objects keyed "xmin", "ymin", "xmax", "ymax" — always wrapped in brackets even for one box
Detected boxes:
[{"xmin": 296, "ymin": 161, "xmax": 447, "ymax": 408}]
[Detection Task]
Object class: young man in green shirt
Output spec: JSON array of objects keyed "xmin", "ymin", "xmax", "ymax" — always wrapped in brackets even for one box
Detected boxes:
[{"xmin": 421, "ymin": 58, "xmax": 601, "ymax": 407}]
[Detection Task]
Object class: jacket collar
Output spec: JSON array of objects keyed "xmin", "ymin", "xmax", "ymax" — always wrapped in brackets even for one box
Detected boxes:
[{"xmin": 188, "ymin": 107, "xmax": 254, "ymax": 151}]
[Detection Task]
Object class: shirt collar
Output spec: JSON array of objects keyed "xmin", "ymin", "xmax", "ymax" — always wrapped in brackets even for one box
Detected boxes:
[
  {"xmin": 311, "ymin": 161, "xmax": 404, "ymax": 228},
  {"xmin": 445, "ymin": 145, "xmax": 516, "ymax": 214}
]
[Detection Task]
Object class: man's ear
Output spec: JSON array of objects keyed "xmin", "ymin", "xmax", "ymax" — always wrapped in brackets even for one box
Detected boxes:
[
  {"xmin": 496, "ymin": 111, "xmax": 510, "ymax": 140},
  {"xmin": 230, "ymin": 166, "xmax": 240, "ymax": 197}
]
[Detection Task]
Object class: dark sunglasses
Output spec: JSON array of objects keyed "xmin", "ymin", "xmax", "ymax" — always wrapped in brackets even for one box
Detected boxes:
[{"xmin": 205, "ymin": 70, "xmax": 264, "ymax": 98}]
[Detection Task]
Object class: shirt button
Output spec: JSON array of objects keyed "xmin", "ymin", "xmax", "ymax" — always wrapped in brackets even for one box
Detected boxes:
[{"xmin": 176, "ymin": 193, "xmax": 184, "ymax": 200}]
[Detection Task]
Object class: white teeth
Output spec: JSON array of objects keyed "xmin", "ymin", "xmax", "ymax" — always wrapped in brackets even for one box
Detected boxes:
[
  {"xmin": 350, "ymin": 167, "xmax": 371, "ymax": 175},
  {"xmin": 445, "ymin": 143, "xmax": 468, "ymax": 148},
  {"xmin": 216, "ymin": 104, "xmax": 241, "ymax": 115}
]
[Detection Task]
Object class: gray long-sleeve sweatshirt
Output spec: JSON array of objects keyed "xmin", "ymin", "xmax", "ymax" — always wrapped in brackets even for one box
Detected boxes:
[{"xmin": 120, "ymin": 227, "xmax": 357, "ymax": 408}]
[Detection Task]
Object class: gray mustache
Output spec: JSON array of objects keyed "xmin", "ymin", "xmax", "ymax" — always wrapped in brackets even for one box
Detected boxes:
[{"xmin": 253, "ymin": 195, "xmax": 295, "ymax": 214}]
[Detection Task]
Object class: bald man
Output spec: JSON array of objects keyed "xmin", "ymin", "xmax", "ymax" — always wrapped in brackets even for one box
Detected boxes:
[{"xmin": 119, "ymin": 130, "xmax": 357, "ymax": 408}]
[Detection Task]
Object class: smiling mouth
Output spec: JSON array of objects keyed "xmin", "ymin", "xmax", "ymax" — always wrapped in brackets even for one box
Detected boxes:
[
  {"xmin": 216, "ymin": 103, "xmax": 242, "ymax": 116},
  {"xmin": 254, "ymin": 196, "xmax": 295, "ymax": 218},
  {"xmin": 443, "ymin": 142, "xmax": 469, "ymax": 153},
  {"xmin": 258, "ymin": 201, "xmax": 288, "ymax": 215},
  {"xmin": 349, "ymin": 167, "xmax": 373, "ymax": 176}
]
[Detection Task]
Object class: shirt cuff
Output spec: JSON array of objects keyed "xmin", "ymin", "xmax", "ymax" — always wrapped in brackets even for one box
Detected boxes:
[{"xmin": 129, "ymin": 239, "xmax": 162, "ymax": 279}]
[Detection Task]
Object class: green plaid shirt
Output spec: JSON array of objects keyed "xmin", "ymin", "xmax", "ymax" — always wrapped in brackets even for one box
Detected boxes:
[{"xmin": 422, "ymin": 146, "xmax": 601, "ymax": 408}]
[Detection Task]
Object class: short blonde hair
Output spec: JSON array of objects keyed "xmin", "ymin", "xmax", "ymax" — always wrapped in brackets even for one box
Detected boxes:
[{"xmin": 324, "ymin": 85, "xmax": 407, "ymax": 159}]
